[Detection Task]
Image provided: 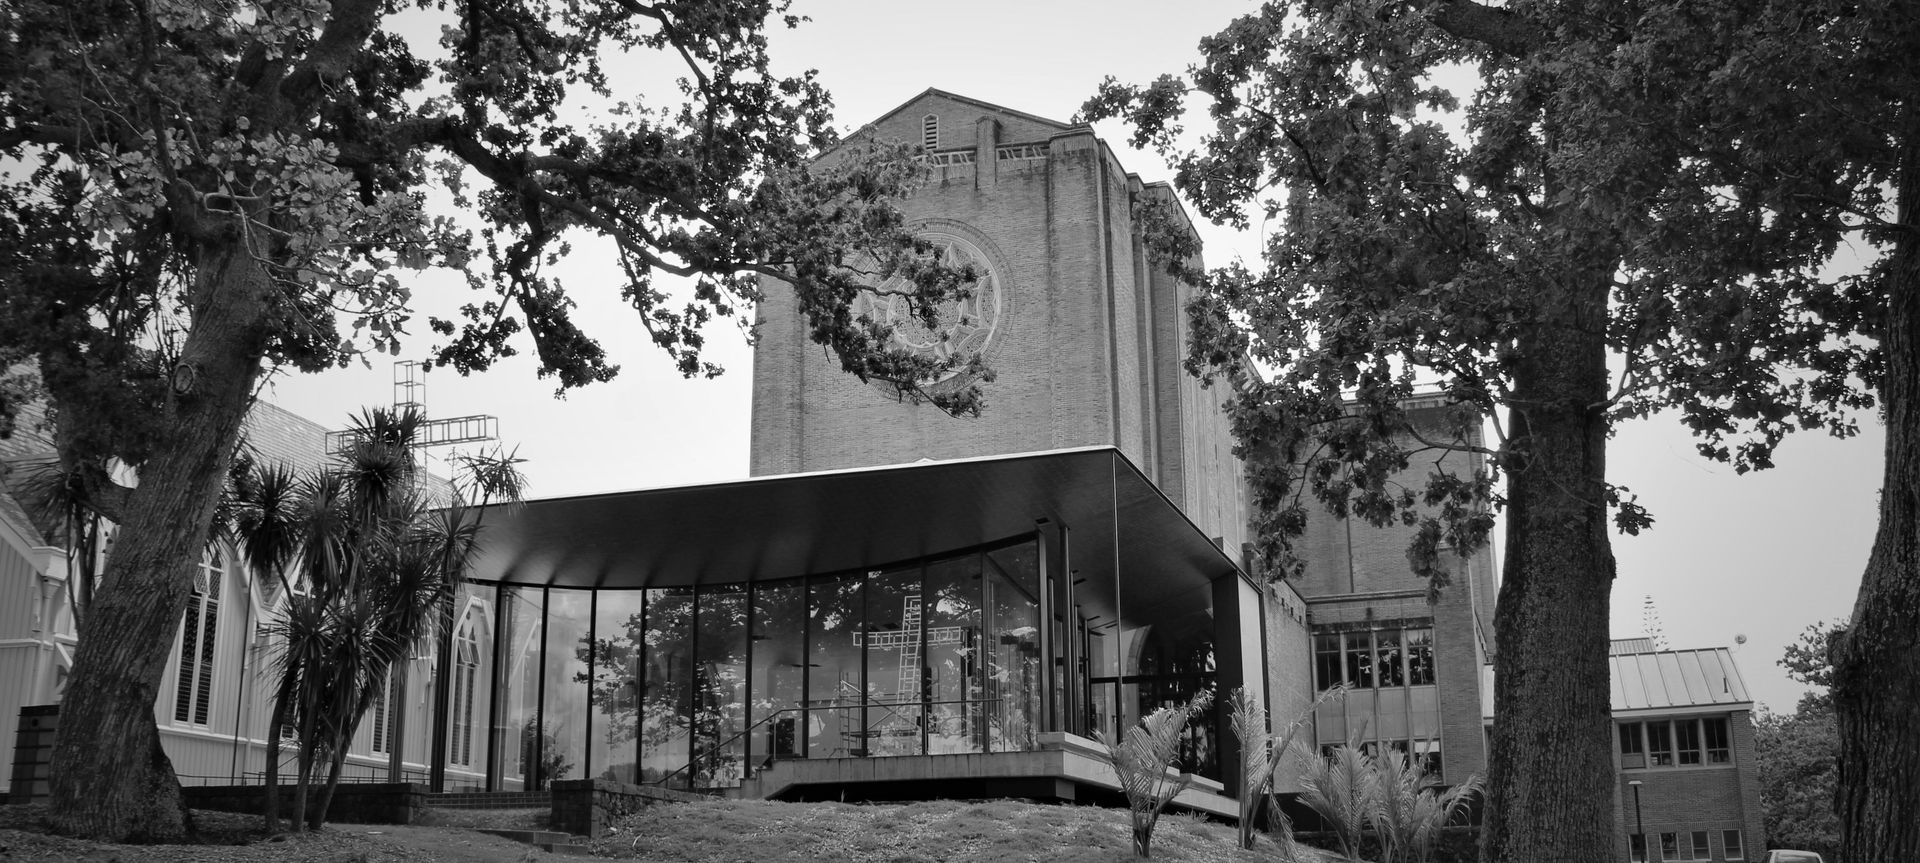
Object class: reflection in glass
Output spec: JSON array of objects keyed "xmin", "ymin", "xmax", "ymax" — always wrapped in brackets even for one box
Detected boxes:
[
  {"xmin": 641, "ymin": 587, "xmax": 694, "ymax": 785},
  {"xmin": 588, "ymin": 591, "xmax": 646, "ymax": 783},
  {"xmin": 986, "ymin": 542, "xmax": 1040, "ymax": 753},
  {"xmin": 695, "ymin": 585, "xmax": 747, "ymax": 787},
  {"xmin": 863, "ymin": 565, "xmax": 923, "ymax": 757},
  {"xmin": 445, "ymin": 590, "xmax": 493, "ymax": 790},
  {"xmin": 925, "ymin": 553, "xmax": 983, "ymax": 754},
  {"xmin": 458, "ymin": 535, "xmax": 1066, "ymax": 786},
  {"xmin": 541, "ymin": 589, "xmax": 591, "ymax": 786},
  {"xmin": 807, "ymin": 574, "xmax": 861, "ymax": 758},
  {"xmin": 493, "ymin": 586, "xmax": 543, "ymax": 790},
  {"xmin": 750, "ymin": 579, "xmax": 806, "ymax": 766}
]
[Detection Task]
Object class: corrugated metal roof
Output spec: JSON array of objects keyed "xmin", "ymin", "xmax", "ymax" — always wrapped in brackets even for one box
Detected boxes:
[
  {"xmin": 1610, "ymin": 647, "xmax": 1749, "ymax": 711},
  {"xmin": 1481, "ymin": 645, "xmax": 1751, "ymax": 721},
  {"xmin": 1610, "ymin": 637, "xmax": 1655, "ymax": 655}
]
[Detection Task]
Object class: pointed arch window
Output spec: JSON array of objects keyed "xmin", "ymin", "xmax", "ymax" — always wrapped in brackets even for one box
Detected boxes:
[
  {"xmin": 174, "ymin": 550, "xmax": 223, "ymax": 725},
  {"xmin": 449, "ymin": 612, "xmax": 482, "ymax": 768},
  {"xmin": 371, "ymin": 672, "xmax": 402, "ymax": 754}
]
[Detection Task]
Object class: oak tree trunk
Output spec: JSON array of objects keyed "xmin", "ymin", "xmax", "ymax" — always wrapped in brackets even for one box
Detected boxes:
[
  {"xmin": 1482, "ymin": 273, "xmax": 1617, "ymax": 863},
  {"xmin": 45, "ymin": 245, "xmax": 273, "ymax": 842},
  {"xmin": 1830, "ymin": 124, "xmax": 1920, "ymax": 863}
]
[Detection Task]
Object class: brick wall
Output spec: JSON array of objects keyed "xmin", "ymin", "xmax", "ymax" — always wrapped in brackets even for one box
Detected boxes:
[
  {"xmin": 1263, "ymin": 580, "xmax": 1314, "ymax": 793},
  {"xmin": 747, "ymin": 91, "xmax": 1249, "ymax": 552},
  {"xmin": 1612, "ymin": 710, "xmax": 1766, "ymax": 862},
  {"xmin": 182, "ymin": 782, "xmax": 430, "ymax": 825}
]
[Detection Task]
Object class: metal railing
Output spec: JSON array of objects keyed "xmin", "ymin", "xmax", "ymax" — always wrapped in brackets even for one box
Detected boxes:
[{"xmin": 647, "ymin": 698, "xmax": 1007, "ymax": 792}]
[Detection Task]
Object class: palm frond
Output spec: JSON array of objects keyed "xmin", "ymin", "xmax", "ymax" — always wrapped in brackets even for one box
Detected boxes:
[
  {"xmin": 1299, "ymin": 741, "xmax": 1372, "ymax": 863},
  {"xmin": 1096, "ymin": 688, "xmax": 1213, "ymax": 858}
]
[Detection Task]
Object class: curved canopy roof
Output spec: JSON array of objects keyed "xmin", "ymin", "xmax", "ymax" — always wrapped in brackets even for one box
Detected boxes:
[{"xmin": 462, "ymin": 446, "xmax": 1248, "ymax": 626}]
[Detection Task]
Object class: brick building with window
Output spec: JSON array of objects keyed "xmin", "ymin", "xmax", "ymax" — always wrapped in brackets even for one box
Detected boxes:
[
  {"xmin": 6, "ymin": 89, "xmax": 1499, "ymax": 811},
  {"xmin": 1609, "ymin": 638, "xmax": 1765, "ymax": 862}
]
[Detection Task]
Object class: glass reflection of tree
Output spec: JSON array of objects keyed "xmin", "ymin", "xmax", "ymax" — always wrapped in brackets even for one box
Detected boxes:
[
  {"xmin": 925, "ymin": 563, "xmax": 982, "ymax": 755},
  {"xmin": 577, "ymin": 612, "xmax": 640, "ymax": 782},
  {"xmin": 986, "ymin": 544, "xmax": 1041, "ymax": 753},
  {"xmin": 693, "ymin": 588, "xmax": 747, "ymax": 788},
  {"xmin": 520, "ymin": 716, "xmax": 573, "ymax": 790},
  {"xmin": 1136, "ymin": 613, "xmax": 1217, "ymax": 777}
]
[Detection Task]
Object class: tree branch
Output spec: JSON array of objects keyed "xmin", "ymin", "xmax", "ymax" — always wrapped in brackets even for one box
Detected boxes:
[{"xmin": 1422, "ymin": 0, "xmax": 1542, "ymax": 58}]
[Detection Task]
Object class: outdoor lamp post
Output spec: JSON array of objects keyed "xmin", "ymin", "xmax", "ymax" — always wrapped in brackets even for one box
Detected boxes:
[{"xmin": 1628, "ymin": 779, "xmax": 1646, "ymax": 862}]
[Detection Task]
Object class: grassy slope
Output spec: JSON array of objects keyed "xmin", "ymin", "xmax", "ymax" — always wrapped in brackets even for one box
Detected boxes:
[
  {"xmin": 1, "ymin": 798, "xmax": 1343, "ymax": 862},
  {"xmin": 599, "ymin": 798, "xmax": 1336, "ymax": 863}
]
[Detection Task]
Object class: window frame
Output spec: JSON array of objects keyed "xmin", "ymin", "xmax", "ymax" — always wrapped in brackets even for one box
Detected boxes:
[
  {"xmin": 173, "ymin": 549, "xmax": 224, "ymax": 727},
  {"xmin": 1675, "ymin": 718, "xmax": 1703, "ymax": 765},
  {"xmin": 1703, "ymin": 716, "xmax": 1732, "ymax": 764},
  {"xmin": 1690, "ymin": 831, "xmax": 1710, "ymax": 860},
  {"xmin": 1722, "ymin": 830, "xmax": 1744, "ymax": 860},
  {"xmin": 1660, "ymin": 831, "xmax": 1682, "ymax": 861},
  {"xmin": 1646, "ymin": 720, "xmax": 1674, "ymax": 766}
]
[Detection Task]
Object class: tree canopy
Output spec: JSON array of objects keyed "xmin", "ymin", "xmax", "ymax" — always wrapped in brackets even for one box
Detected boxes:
[
  {"xmin": 1082, "ymin": 1, "xmax": 1890, "ymax": 861},
  {"xmin": 0, "ymin": 0, "xmax": 980, "ymax": 841}
]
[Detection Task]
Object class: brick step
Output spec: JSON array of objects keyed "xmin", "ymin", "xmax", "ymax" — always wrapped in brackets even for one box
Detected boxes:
[
  {"xmin": 477, "ymin": 827, "xmax": 591, "ymax": 855},
  {"xmin": 425, "ymin": 790, "xmax": 550, "ymax": 808}
]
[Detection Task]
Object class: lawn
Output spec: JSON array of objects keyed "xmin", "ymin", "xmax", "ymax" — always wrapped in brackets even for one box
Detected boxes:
[{"xmin": 1, "ymin": 797, "xmax": 1338, "ymax": 862}]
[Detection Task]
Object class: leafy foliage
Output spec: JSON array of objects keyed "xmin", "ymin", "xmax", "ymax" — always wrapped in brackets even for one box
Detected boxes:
[
  {"xmin": 1226, "ymin": 684, "xmax": 1342, "ymax": 852},
  {"xmin": 228, "ymin": 407, "xmax": 524, "ymax": 831},
  {"xmin": 1296, "ymin": 741, "xmax": 1479, "ymax": 863},
  {"xmin": 1, "ymin": 0, "xmax": 986, "ymax": 839},
  {"xmin": 1780, "ymin": 619, "xmax": 1845, "ymax": 710},
  {"xmin": 1083, "ymin": 2, "xmax": 1889, "ymax": 860},
  {"xmin": 1095, "ymin": 688, "xmax": 1215, "ymax": 859},
  {"xmin": 1756, "ymin": 699, "xmax": 1840, "ymax": 860},
  {"xmin": 1080, "ymin": 0, "xmax": 1876, "ymax": 585}
]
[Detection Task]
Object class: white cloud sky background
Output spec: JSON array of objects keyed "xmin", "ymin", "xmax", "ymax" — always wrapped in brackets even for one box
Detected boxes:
[{"xmin": 266, "ymin": 0, "xmax": 1879, "ymax": 715}]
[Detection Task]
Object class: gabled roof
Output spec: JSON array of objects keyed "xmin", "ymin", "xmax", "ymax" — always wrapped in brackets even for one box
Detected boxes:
[
  {"xmin": 0, "ymin": 482, "xmax": 46, "ymax": 553},
  {"xmin": 1610, "ymin": 646, "xmax": 1751, "ymax": 712},
  {"xmin": 850, "ymin": 87, "xmax": 1075, "ymax": 140},
  {"xmin": 1480, "ymin": 643, "xmax": 1755, "ymax": 721}
]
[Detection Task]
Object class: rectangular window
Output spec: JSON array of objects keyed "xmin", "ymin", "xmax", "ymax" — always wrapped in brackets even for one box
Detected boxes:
[
  {"xmin": 1405, "ymin": 628, "xmax": 1435, "ymax": 685},
  {"xmin": 372, "ymin": 678, "xmax": 390, "ymax": 754},
  {"xmin": 1630, "ymin": 834, "xmax": 1648, "ymax": 862},
  {"xmin": 1722, "ymin": 830, "xmax": 1744, "ymax": 860},
  {"xmin": 1375, "ymin": 629, "xmax": 1405, "ymax": 686},
  {"xmin": 1691, "ymin": 832, "xmax": 1710, "ymax": 860},
  {"xmin": 1315, "ymin": 634, "xmax": 1344, "ymax": 691},
  {"xmin": 1647, "ymin": 721, "xmax": 1674, "ymax": 766},
  {"xmin": 371, "ymin": 672, "xmax": 401, "ymax": 755},
  {"xmin": 1676, "ymin": 719, "xmax": 1703, "ymax": 765},
  {"xmin": 1620, "ymin": 722, "xmax": 1644, "ymax": 755},
  {"xmin": 1704, "ymin": 717, "xmax": 1732, "ymax": 763},
  {"xmin": 1346, "ymin": 632, "xmax": 1376, "ymax": 689},
  {"xmin": 1660, "ymin": 832, "xmax": 1681, "ymax": 861}
]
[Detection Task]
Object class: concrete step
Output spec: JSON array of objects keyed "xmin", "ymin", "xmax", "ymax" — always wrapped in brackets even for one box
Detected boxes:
[{"xmin": 477, "ymin": 827, "xmax": 592, "ymax": 854}]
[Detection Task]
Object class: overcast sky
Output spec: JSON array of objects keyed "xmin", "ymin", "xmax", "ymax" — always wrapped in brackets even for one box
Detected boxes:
[{"xmin": 266, "ymin": 0, "xmax": 1880, "ymax": 715}]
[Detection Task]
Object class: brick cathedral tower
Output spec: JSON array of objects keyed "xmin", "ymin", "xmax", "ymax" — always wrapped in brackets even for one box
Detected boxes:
[{"xmin": 749, "ymin": 89, "xmax": 1250, "ymax": 555}]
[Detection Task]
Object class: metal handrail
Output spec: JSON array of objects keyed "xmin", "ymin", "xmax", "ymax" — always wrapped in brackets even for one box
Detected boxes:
[{"xmin": 647, "ymin": 697, "xmax": 1003, "ymax": 790}]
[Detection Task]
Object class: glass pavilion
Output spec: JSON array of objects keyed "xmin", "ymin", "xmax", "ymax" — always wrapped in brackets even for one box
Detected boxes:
[{"xmin": 424, "ymin": 447, "xmax": 1264, "ymax": 798}]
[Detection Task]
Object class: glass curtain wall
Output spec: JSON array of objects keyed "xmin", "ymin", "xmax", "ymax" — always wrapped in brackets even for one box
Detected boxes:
[
  {"xmin": 541, "ymin": 589, "xmax": 591, "ymax": 786},
  {"xmin": 640, "ymin": 587, "xmax": 694, "ymax": 785},
  {"xmin": 985, "ymin": 543, "xmax": 1040, "ymax": 753},
  {"xmin": 749, "ymin": 580, "xmax": 806, "ymax": 766},
  {"xmin": 589, "ymin": 591, "xmax": 646, "ymax": 783},
  {"xmin": 458, "ymin": 537, "xmax": 1046, "ymax": 791},
  {"xmin": 492, "ymin": 585, "xmax": 543, "ymax": 790},
  {"xmin": 694, "ymin": 585, "xmax": 748, "ymax": 786}
]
